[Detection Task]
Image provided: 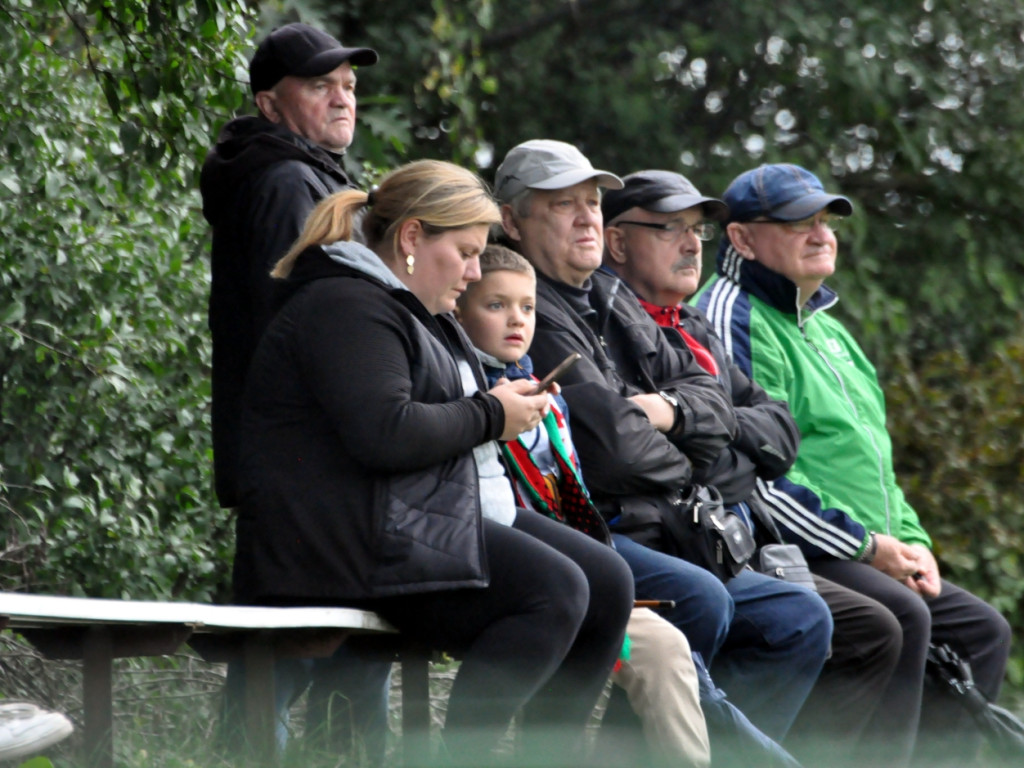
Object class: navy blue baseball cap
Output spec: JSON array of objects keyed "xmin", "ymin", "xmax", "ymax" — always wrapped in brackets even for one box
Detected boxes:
[
  {"xmin": 249, "ymin": 23, "xmax": 378, "ymax": 95},
  {"xmin": 723, "ymin": 164, "xmax": 853, "ymax": 222}
]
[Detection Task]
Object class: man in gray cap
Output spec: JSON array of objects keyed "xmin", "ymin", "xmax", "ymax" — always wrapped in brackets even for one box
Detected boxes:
[
  {"xmin": 494, "ymin": 141, "xmax": 833, "ymax": 747},
  {"xmin": 200, "ymin": 22, "xmax": 388, "ymax": 760},
  {"xmin": 696, "ymin": 163, "xmax": 1012, "ymax": 767}
]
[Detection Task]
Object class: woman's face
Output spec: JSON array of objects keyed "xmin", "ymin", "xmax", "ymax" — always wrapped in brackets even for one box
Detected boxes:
[{"xmin": 403, "ymin": 224, "xmax": 489, "ymax": 315}]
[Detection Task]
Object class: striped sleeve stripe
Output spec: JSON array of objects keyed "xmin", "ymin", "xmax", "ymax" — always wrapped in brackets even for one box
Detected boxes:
[
  {"xmin": 704, "ymin": 249, "xmax": 744, "ymax": 361},
  {"xmin": 754, "ymin": 478, "xmax": 863, "ymax": 558},
  {"xmin": 705, "ymin": 285, "xmax": 736, "ymax": 361}
]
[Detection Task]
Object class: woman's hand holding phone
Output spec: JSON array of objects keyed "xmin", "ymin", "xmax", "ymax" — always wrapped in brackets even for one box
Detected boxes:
[{"xmin": 488, "ymin": 378, "xmax": 550, "ymax": 440}]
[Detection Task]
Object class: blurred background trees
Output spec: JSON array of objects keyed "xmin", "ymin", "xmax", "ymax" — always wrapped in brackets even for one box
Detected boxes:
[{"xmin": 3, "ymin": 0, "xmax": 1023, "ymax": 689}]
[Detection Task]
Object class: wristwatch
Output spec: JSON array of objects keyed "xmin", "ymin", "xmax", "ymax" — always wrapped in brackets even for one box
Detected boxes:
[
  {"xmin": 657, "ymin": 390, "xmax": 681, "ymax": 431},
  {"xmin": 657, "ymin": 390, "xmax": 679, "ymax": 409},
  {"xmin": 857, "ymin": 532, "xmax": 878, "ymax": 564}
]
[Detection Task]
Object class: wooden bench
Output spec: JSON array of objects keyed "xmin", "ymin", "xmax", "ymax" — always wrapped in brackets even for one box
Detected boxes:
[{"xmin": 0, "ymin": 592, "xmax": 432, "ymax": 767}]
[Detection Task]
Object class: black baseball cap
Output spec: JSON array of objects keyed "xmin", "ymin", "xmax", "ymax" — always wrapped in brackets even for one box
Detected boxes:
[
  {"xmin": 249, "ymin": 23, "xmax": 378, "ymax": 95},
  {"xmin": 602, "ymin": 170, "xmax": 729, "ymax": 223}
]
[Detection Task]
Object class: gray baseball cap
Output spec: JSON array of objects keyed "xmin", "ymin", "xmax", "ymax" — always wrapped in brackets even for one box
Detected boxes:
[{"xmin": 494, "ymin": 139, "xmax": 623, "ymax": 203}]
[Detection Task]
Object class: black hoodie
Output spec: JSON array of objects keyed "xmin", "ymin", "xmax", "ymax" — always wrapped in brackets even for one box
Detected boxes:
[{"xmin": 200, "ymin": 115, "xmax": 354, "ymax": 507}]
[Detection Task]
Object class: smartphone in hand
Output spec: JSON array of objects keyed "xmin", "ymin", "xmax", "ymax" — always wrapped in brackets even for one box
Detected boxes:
[{"xmin": 531, "ymin": 352, "xmax": 582, "ymax": 395}]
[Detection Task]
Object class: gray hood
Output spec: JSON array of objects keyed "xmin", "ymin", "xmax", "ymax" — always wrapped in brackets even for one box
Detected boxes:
[{"xmin": 321, "ymin": 240, "xmax": 408, "ymax": 292}]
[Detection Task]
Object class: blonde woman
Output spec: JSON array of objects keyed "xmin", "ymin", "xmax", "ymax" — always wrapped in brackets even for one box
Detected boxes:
[{"xmin": 233, "ymin": 160, "xmax": 633, "ymax": 766}]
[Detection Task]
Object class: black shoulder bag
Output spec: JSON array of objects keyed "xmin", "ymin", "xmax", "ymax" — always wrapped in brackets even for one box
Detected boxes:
[{"xmin": 660, "ymin": 485, "xmax": 756, "ymax": 583}]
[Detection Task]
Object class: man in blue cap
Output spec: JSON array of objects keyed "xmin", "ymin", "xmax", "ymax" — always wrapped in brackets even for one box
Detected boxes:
[{"xmin": 696, "ymin": 163, "xmax": 1012, "ymax": 766}]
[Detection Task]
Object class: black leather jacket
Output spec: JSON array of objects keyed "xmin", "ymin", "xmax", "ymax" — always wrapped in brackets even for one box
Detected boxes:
[{"xmin": 527, "ymin": 270, "xmax": 737, "ymax": 549}]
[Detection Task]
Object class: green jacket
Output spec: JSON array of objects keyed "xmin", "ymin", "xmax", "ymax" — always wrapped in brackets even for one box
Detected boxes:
[{"xmin": 695, "ymin": 243, "xmax": 931, "ymax": 559}]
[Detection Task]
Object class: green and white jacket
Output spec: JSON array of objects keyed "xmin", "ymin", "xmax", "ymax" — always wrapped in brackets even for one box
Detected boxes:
[{"xmin": 695, "ymin": 242, "xmax": 932, "ymax": 560}]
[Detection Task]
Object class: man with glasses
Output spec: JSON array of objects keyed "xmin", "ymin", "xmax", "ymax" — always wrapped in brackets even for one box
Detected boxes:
[{"xmin": 697, "ymin": 163, "xmax": 1011, "ymax": 767}]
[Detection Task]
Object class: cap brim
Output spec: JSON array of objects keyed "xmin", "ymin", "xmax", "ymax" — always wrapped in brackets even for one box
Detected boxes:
[
  {"xmin": 531, "ymin": 168, "xmax": 624, "ymax": 191},
  {"xmin": 647, "ymin": 194, "xmax": 729, "ymax": 222},
  {"xmin": 299, "ymin": 46, "xmax": 379, "ymax": 77},
  {"xmin": 772, "ymin": 193, "xmax": 852, "ymax": 220}
]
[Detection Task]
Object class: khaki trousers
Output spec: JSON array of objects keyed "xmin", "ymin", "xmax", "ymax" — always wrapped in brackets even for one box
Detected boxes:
[{"xmin": 611, "ymin": 608, "xmax": 711, "ymax": 767}]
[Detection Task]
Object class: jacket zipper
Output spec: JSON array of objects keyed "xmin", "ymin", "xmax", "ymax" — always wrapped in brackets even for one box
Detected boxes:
[{"xmin": 800, "ymin": 328, "xmax": 892, "ymax": 535}]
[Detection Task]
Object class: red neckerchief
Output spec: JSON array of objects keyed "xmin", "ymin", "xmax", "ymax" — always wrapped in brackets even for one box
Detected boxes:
[{"xmin": 638, "ymin": 297, "xmax": 720, "ymax": 376}]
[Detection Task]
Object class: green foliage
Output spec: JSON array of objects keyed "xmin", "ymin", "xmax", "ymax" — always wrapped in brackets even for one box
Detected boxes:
[
  {"xmin": 316, "ymin": 0, "xmax": 1024, "ymax": 361},
  {"xmin": 887, "ymin": 337, "xmax": 1024, "ymax": 685},
  {"xmin": 0, "ymin": 0, "xmax": 254, "ymax": 600}
]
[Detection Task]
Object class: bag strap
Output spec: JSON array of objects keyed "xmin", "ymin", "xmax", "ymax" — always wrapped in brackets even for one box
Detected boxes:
[{"xmin": 746, "ymin": 488, "xmax": 786, "ymax": 544}]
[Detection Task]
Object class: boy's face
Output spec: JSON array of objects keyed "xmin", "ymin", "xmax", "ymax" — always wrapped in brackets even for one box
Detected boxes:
[{"xmin": 457, "ymin": 270, "xmax": 537, "ymax": 364}]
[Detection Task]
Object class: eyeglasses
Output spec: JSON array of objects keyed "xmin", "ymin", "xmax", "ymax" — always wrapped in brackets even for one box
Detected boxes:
[
  {"xmin": 614, "ymin": 220, "xmax": 718, "ymax": 242},
  {"xmin": 750, "ymin": 214, "xmax": 846, "ymax": 234}
]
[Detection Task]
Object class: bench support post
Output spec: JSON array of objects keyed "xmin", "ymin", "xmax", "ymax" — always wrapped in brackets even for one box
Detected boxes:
[
  {"xmin": 82, "ymin": 626, "xmax": 114, "ymax": 768},
  {"xmin": 401, "ymin": 649, "xmax": 432, "ymax": 767},
  {"xmin": 243, "ymin": 632, "xmax": 278, "ymax": 766}
]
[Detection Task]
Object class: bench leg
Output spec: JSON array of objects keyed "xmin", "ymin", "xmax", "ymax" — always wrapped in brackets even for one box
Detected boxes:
[
  {"xmin": 242, "ymin": 633, "xmax": 277, "ymax": 765},
  {"xmin": 401, "ymin": 650, "xmax": 431, "ymax": 767},
  {"xmin": 82, "ymin": 626, "xmax": 113, "ymax": 768}
]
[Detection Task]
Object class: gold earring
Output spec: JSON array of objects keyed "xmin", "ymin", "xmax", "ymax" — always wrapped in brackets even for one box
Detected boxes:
[{"xmin": 406, "ymin": 253, "xmax": 415, "ymax": 275}]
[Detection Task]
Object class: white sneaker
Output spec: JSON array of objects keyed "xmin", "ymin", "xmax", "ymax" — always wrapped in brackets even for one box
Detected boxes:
[{"xmin": 0, "ymin": 702, "xmax": 74, "ymax": 761}]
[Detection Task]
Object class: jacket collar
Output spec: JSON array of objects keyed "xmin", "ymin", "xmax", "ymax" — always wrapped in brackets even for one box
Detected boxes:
[{"xmin": 715, "ymin": 239, "xmax": 838, "ymax": 326}]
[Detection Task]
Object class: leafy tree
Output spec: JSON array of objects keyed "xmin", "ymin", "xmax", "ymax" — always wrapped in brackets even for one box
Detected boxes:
[
  {"xmin": 0, "ymin": 0, "xmax": 254, "ymax": 600},
  {"xmin": 318, "ymin": 0, "xmax": 1024, "ymax": 360}
]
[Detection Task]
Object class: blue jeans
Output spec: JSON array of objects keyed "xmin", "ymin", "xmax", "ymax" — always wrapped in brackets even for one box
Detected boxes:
[{"xmin": 612, "ymin": 534, "xmax": 832, "ymax": 741}]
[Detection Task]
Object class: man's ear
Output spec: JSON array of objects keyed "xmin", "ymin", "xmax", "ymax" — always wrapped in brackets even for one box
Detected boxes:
[
  {"xmin": 726, "ymin": 222, "xmax": 757, "ymax": 261},
  {"xmin": 500, "ymin": 204, "xmax": 521, "ymax": 242},
  {"xmin": 254, "ymin": 91, "xmax": 281, "ymax": 123},
  {"xmin": 604, "ymin": 226, "xmax": 628, "ymax": 265},
  {"xmin": 397, "ymin": 218, "xmax": 423, "ymax": 257}
]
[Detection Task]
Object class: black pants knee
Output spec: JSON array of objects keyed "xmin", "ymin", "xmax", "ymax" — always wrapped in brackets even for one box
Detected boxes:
[{"xmin": 369, "ymin": 513, "xmax": 632, "ymax": 766}]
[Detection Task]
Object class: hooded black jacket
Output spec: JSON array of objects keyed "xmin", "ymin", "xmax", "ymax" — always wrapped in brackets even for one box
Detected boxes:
[
  {"xmin": 233, "ymin": 245, "xmax": 505, "ymax": 603},
  {"xmin": 200, "ymin": 116, "xmax": 355, "ymax": 507}
]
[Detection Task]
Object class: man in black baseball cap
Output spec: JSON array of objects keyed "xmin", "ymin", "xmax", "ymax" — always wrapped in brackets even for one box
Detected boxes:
[
  {"xmin": 249, "ymin": 22, "xmax": 378, "ymax": 153},
  {"xmin": 202, "ymin": 21, "xmax": 379, "ymax": 511},
  {"xmin": 200, "ymin": 21, "xmax": 388, "ymax": 761},
  {"xmin": 249, "ymin": 22, "xmax": 377, "ymax": 95},
  {"xmin": 604, "ymin": 169, "xmax": 917, "ymax": 766}
]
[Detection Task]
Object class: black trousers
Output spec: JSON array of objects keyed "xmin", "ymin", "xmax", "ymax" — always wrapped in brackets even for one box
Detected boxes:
[
  {"xmin": 807, "ymin": 560, "xmax": 1011, "ymax": 768},
  {"xmin": 786, "ymin": 573, "xmax": 902, "ymax": 765},
  {"xmin": 369, "ymin": 512, "xmax": 634, "ymax": 767}
]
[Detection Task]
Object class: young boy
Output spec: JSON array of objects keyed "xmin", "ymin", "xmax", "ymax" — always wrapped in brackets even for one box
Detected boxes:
[{"xmin": 457, "ymin": 244, "xmax": 711, "ymax": 768}]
